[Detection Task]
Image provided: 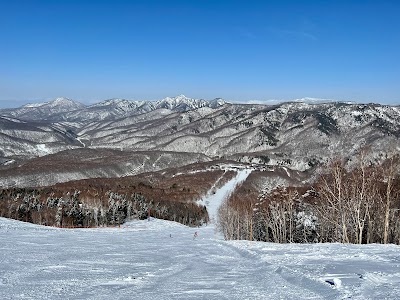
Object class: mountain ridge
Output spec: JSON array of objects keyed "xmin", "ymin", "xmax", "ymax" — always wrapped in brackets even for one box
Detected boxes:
[
  {"xmin": 0, "ymin": 99, "xmax": 399, "ymax": 188},
  {"xmin": 0, "ymin": 95, "xmax": 227, "ymax": 122}
]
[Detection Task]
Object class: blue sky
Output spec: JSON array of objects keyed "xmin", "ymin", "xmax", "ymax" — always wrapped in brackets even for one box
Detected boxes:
[{"xmin": 0, "ymin": 0, "xmax": 399, "ymax": 107}]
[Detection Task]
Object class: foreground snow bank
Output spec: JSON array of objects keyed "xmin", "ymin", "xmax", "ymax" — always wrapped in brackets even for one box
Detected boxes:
[
  {"xmin": 230, "ymin": 240, "xmax": 400, "ymax": 299},
  {"xmin": 1, "ymin": 217, "xmax": 400, "ymax": 299}
]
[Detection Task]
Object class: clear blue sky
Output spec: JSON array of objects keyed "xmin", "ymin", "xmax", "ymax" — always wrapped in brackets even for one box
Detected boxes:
[{"xmin": 0, "ymin": 0, "xmax": 399, "ymax": 107}]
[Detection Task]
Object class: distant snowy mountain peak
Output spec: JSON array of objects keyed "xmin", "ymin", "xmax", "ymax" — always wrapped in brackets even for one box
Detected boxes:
[
  {"xmin": 209, "ymin": 98, "xmax": 227, "ymax": 108},
  {"xmin": 2, "ymin": 97, "xmax": 85, "ymax": 121},
  {"xmin": 173, "ymin": 94, "xmax": 190, "ymax": 101},
  {"xmin": 0, "ymin": 95, "xmax": 227, "ymax": 122},
  {"xmin": 85, "ymin": 95, "xmax": 226, "ymax": 116},
  {"xmin": 22, "ymin": 97, "xmax": 85, "ymax": 109},
  {"xmin": 155, "ymin": 95, "xmax": 226, "ymax": 111},
  {"xmin": 89, "ymin": 98, "xmax": 155, "ymax": 116},
  {"xmin": 91, "ymin": 98, "xmax": 130, "ymax": 106},
  {"xmin": 91, "ymin": 98, "xmax": 133, "ymax": 109},
  {"xmin": 52, "ymin": 97, "xmax": 73, "ymax": 104},
  {"xmin": 156, "ymin": 94, "xmax": 196, "ymax": 109},
  {"xmin": 48, "ymin": 97, "xmax": 85, "ymax": 109}
]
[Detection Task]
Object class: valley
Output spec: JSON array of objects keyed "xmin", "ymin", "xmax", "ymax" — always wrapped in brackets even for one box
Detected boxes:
[{"xmin": 0, "ymin": 95, "xmax": 399, "ymax": 244}]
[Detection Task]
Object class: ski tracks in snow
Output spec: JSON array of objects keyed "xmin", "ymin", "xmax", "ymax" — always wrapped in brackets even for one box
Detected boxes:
[{"xmin": 1, "ymin": 218, "xmax": 400, "ymax": 299}]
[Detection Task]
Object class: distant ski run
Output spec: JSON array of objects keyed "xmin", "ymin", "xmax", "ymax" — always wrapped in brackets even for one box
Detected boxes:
[{"xmin": 198, "ymin": 168, "xmax": 252, "ymax": 223}]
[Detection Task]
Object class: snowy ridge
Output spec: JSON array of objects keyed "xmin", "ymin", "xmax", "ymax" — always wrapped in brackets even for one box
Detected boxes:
[
  {"xmin": 0, "ymin": 95, "xmax": 227, "ymax": 123},
  {"xmin": 22, "ymin": 97, "xmax": 85, "ymax": 109},
  {"xmin": 1, "ymin": 97, "xmax": 85, "ymax": 121},
  {"xmin": 1, "ymin": 99, "xmax": 400, "ymax": 187},
  {"xmin": 91, "ymin": 94, "xmax": 227, "ymax": 114},
  {"xmin": 22, "ymin": 102, "xmax": 46, "ymax": 108}
]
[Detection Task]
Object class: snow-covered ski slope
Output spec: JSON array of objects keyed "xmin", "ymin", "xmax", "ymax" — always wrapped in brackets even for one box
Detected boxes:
[
  {"xmin": 1, "ymin": 217, "xmax": 400, "ymax": 300},
  {"xmin": 197, "ymin": 168, "xmax": 252, "ymax": 222}
]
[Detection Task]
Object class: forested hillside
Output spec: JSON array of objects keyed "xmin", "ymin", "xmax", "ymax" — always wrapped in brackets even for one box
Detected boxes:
[{"xmin": 218, "ymin": 155, "xmax": 400, "ymax": 244}]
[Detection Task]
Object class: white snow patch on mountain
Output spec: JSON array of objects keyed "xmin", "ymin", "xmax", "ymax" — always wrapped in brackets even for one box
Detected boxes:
[
  {"xmin": 3, "ymin": 159, "xmax": 15, "ymax": 166},
  {"xmin": 36, "ymin": 143, "xmax": 51, "ymax": 155},
  {"xmin": 22, "ymin": 102, "xmax": 47, "ymax": 108},
  {"xmin": 0, "ymin": 116, "xmax": 27, "ymax": 123}
]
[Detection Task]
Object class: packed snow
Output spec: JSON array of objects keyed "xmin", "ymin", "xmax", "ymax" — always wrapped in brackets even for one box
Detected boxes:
[
  {"xmin": 1, "ymin": 169, "xmax": 400, "ymax": 299},
  {"xmin": 1, "ymin": 217, "xmax": 400, "ymax": 299}
]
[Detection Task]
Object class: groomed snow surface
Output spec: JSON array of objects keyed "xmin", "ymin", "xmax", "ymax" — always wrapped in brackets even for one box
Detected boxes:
[
  {"xmin": 1, "ymin": 217, "xmax": 400, "ymax": 300},
  {"xmin": 1, "ymin": 168, "xmax": 399, "ymax": 299}
]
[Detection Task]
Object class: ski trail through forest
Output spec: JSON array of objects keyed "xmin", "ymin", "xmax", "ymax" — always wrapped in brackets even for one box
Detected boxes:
[{"xmin": 198, "ymin": 168, "xmax": 252, "ymax": 223}]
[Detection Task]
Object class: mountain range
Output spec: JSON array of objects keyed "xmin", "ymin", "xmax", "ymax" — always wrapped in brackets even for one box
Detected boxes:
[
  {"xmin": 0, "ymin": 95, "xmax": 226, "ymax": 122},
  {"xmin": 0, "ymin": 95, "xmax": 399, "ymax": 188}
]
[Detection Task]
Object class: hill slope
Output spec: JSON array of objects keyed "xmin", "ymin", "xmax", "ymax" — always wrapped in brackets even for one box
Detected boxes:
[
  {"xmin": 1, "ymin": 217, "xmax": 399, "ymax": 299},
  {"xmin": 1, "ymin": 97, "xmax": 399, "ymax": 187}
]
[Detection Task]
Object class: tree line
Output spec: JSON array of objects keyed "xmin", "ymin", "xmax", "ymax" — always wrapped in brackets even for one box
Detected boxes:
[
  {"xmin": 218, "ymin": 155, "xmax": 400, "ymax": 244},
  {"xmin": 0, "ymin": 188, "xmax": 208, "ymax": 227}
]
